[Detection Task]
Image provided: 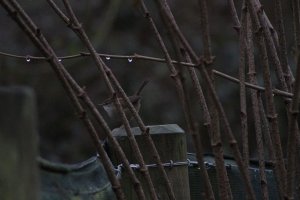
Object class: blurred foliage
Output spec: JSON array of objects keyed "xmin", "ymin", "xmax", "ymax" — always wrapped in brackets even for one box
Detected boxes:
[{"xmin": 0, "ymin": 0, "xmax": 296, "ymax": 162}]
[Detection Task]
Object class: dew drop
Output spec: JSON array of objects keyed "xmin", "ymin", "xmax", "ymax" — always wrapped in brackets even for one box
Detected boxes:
[
  {"xmin": 26, "ymin": 56, "xmax": 31, "ymax": 62},
  {"xmin": 128, "ymin": 58, "xmax": 133, "ymax": 63},
  {"xmin": 105, "ymin": 56, "xmax": 111, "ymax": 60},
  {"xmin": 58, "ymin": 58, "xmax": 62, "ymax": 62}
]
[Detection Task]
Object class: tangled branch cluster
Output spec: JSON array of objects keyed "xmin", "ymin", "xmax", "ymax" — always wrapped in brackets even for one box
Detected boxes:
[{"xmin": 1, "ymin": 0, "xmax": 300, "ymax": 199}]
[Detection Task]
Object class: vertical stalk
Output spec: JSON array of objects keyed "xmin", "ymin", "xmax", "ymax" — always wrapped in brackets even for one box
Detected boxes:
[
  {"xmin": 275, "ymin": 0, "xmax": 293, "ymax": 92},
  {"xmin": 185, "ymin": 52, "xmax": 230, "ymax": 200},
  {"xmin": 245, "ymin": 13, "xmax": 269, "ymax": 200},
  {"xmin": 239, "ymin": 3, "xmax": 250, "ymax": 166},
  {"xmin": 163, "ymin": 15, "xmax": 217, "ymax": 199},
  {"xmin": 198, "ymin": 0, "xmax": 233, "ymax": 198}
]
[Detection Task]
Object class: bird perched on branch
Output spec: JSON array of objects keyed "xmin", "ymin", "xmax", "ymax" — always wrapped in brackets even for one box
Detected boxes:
[{"xmin": 99, "ymin": 80, "xmax": 149, "ymax": 128}]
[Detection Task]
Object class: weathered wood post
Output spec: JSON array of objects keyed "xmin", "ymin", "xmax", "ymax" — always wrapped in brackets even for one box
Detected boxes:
[
  {"xmin": 109, "ymin": 124, "xmax": 190, "ymax": 200},
  {"xmin": 0, "ymin": 87, "xmax": 39, "ymax": 200}
]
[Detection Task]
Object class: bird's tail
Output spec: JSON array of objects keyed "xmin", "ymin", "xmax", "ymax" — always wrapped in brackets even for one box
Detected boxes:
[{"xmin": 135, "ymin": 79, "xmax": 150, "ymax": 95}]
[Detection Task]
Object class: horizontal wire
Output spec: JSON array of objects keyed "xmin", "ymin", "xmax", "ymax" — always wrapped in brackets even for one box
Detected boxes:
[
  {"xmin": 114, "ymin": 159, "xmax": 275, "ymax": 173},
  {"xmin": 0, "ymin": 51, "xmax": 293, "ymax": 98}
]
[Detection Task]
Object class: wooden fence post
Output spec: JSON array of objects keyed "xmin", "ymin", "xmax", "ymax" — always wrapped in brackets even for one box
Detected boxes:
[
  {"xmin": 109, "ymin": 124, "xmax": 190, "ymax": 200},
  {"xmin": 0, "ymin": 87, "xmax": 39, "ymax": 200}
]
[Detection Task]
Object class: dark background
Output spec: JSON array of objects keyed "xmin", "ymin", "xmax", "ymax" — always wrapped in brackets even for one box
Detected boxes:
[{"xmin": 0, "ymin": 0, "xmax": 295, "ymax": 162}]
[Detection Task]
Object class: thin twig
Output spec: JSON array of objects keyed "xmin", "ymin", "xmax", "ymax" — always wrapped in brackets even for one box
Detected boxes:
[
  {"xmin": 159, "ymin": 7, "xmax": 217, "ymax": 200},
  {"xmin": 238, "ymin": 2, "xmax": 250, "ymax": 167},
  {"xmin": 197, "ymin": 0, "xmax": 232, "ymax": 198},
  {"xmin": 245, "ymin": 12, "xmax": 269, "ymax": 200},
  {"xmin": 0, "ymin": 50, "xmax": 293, "ymax": 99},
  {"xmin": 275, "ymin": 0, "xmax": 293, "ymax": 92},
  {"xmin": 184, "ymin": 51, "xmax": 224, "ymax": 200}
]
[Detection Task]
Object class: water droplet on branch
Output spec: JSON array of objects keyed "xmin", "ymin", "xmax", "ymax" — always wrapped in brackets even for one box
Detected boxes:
[
  {"xmin": 105, "ymin": 56, "xmax": 111, "ymax": 60},
  {"xmin": 128, "ymin": 58, "xmax": 133, "ymax": 63},
  {"xmin": 26, "ymin": 56, "xmax": 31, "ymax": 62}
]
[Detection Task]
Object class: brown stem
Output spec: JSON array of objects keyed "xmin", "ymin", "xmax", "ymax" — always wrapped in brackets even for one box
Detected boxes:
[
  {"xmin": 275, "ymin": 0, "xmax": 293, "ymax": 92},
  {"xmin": 245, "ymin": 12, "xmax": 269, "ymax": 200},
  {"xmin": 197, "ymin": 0, "xmax": 232, "ymax": 199},
  {"xmin": 185, "ymin": 51, "xmax": 230, "ymax": 200},
  {"xmin": 196, "ymin": 2, "xmax": 223, "ymax": 191},
  {"xmin": 239, "ymin": 3, "xmax": 250, "ymax": 167},
  {"xmin": 161, "ymin": 11, "xmax": 218, "ymax": 199},
  {"xmin": 197, "ymin": 0, "xmax": 233, "ymax": 198}
]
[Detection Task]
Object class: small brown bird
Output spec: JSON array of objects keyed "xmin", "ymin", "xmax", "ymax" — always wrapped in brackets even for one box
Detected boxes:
[{"xmin": 99, "ymin": 80, "xmax": 149, "ymax": 128}]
